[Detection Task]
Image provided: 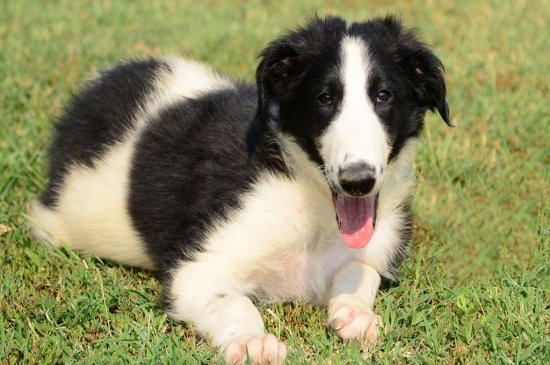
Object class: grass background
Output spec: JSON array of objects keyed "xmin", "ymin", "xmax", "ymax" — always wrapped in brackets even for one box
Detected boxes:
[{"xmin": 1, "ymin": 0, "xmax": 548, "ymax": 363}]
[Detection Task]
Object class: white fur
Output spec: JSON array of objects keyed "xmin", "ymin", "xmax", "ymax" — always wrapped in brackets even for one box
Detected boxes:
[
  {"xmin": 319, "ymin": 37, "xmax": 391, "ymax": 194},
  {"xmin": 357, "ymin": 140, "xmax": 418, "ymax": 277},
  {"xmin": 31, "ymin": 139, "xmax": 154, "ymax": 269}
]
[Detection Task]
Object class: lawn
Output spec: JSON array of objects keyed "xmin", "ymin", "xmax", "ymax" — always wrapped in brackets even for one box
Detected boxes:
[{"xmin": 1, "ymin": 0, "xmax": 548, "ymax": 364}]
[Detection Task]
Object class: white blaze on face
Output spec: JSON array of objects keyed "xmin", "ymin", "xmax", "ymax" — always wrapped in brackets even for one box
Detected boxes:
[{"xmin": 319, "ymin": 36, "xmax": 390, "ymax": 193}]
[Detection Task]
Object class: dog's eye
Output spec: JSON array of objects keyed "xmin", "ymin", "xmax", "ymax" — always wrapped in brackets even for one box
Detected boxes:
[
  {"xmin": 317, "ymin": 93, "xmax": 333, "ymax": 106},
  {"xmin": 376, "ymin": 90, "xmax": 392, "ymax": 103}
]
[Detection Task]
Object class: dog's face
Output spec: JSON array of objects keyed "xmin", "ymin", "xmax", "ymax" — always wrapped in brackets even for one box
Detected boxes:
[{"xmin": 256, "ymin": 16, "xmax": 451, "ymax": 248}]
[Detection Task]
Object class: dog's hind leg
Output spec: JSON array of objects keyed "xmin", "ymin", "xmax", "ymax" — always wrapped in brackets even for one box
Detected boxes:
[{"xmin": 166, "ymin": 262, "xmax": 287, "ymax": 364}]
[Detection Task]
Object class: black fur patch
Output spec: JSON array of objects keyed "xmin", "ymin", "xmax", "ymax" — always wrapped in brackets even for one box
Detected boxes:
[
  {"xmin": 256, "ymin": 16, "xmax": 347, "ymax": 166},
  {"xmin": 41, "ymin": 59, "xmax": 167, "ymax": 207},
  {"xmin": 386, "ymin": 199, "xmax": 414, "ymax": 277},
  {"xmin": 128, "ymin": 84, "xmax": 289, "ymax": 271}
]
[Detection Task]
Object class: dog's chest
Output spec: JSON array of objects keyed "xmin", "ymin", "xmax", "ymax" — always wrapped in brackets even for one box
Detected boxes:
[{"xmin": 201, "ymin": 170, "xmax": 340, "ymax": 301}]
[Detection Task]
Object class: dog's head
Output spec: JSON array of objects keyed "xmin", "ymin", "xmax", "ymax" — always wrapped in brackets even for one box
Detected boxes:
[{"xmin": 256, "ymin": 15, "xmax": 451, "ymax": 248}]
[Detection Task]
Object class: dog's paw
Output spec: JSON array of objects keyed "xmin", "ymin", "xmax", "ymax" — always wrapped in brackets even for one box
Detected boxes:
[
  {"xmin": 222, "ymin": 334, "xmax": 287, "ymax": 365},
  {"xmin": 328, "ymin": 303, "xmax": 380, "ymax": 342}
]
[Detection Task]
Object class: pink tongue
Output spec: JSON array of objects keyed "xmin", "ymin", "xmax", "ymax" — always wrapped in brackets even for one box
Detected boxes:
[{"xmin": 336, "ymin": 195, "xmax": 375, "ymax": 249}]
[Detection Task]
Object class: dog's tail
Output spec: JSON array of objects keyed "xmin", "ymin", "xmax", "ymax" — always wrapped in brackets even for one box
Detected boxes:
[{"xmin": 27, "ymin": 200, "xmax": 68, "ymax": 247}]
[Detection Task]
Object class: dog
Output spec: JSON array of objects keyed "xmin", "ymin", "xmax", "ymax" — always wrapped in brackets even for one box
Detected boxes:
[{"xmin": 30, "ymin": 15, "xmax": 450, "ymax": 364}]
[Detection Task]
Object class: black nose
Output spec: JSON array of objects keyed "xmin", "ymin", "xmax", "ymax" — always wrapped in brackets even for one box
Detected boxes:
[{"xmin": 338, "ymin": 162, "xmax": 376, "ymax": 196}]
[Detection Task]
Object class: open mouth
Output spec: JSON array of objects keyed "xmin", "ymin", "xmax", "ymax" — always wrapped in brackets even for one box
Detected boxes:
[{"xmin": 333, "ymin": 191, "xmax": 377, "ymax": 249}]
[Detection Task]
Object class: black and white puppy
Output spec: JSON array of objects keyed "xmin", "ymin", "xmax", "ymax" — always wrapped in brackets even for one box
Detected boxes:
[{"xmin": 30, "ymin": 15, "xmax": 450, "ymax": 364}]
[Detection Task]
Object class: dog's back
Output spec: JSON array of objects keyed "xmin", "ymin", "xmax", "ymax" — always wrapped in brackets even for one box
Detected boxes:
[{"xmin": 30, "ymin": 58, "xmax": 241, "ymax": 269}]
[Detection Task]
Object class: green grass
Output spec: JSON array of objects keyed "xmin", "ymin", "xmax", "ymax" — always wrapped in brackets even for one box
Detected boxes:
[{"xmin": 1, "ymin": 0, "xmax": 548, "ymax": 363}]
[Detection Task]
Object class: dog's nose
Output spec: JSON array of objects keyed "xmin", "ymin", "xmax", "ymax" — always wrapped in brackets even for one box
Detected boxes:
[{"xmin": 338, "ymin": 162, "xmax": 376, "ymax": 196}]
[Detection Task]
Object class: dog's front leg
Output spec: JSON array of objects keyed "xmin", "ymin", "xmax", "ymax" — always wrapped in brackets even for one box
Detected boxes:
[
  {"xmin": 167, "ymin": 263, "xmax": 286, "ymax": 364},
  {"xmin": 326, "ymin": 260, "xmax": 381, "ymax": 342}
]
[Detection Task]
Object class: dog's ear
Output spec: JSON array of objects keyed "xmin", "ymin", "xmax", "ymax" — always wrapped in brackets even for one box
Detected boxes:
[
  {"xmin": 406, "ymin": 49, "xmax": 452, "ymax": 126},
  {"xmin": 384, "ymin": 16, "xmax": 452, "ymax": 126},
  {"xmin": 255, "ymin": 41, "xmax": 308, "ymax": 116},
  {"xmin": 255, "ymin": 16, "xmax": 347, "ymax": 117}
]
